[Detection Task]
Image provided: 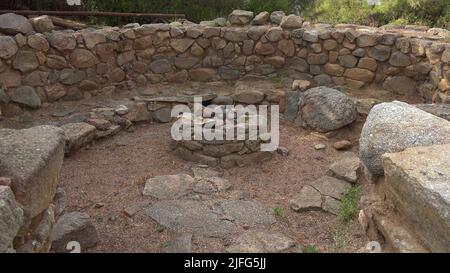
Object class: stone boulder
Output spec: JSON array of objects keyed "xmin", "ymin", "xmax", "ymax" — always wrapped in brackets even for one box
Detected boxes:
[
  {"xmin": 29, "ymin": 15, "xmax": 54, "ymax": 33},
  {"xmin": 0, "ymin": 36, "xmax": 18, "ymax": 59},
  {"xmin": 0, "ymin": 13, "xmax": 33, "ymax": 34},
  {"xmin": 51, "ymin": 212, "xmax": 98, "ymax": 253},
  {"xmin": 60, "ymin": 122, "xmax": 97, "ymax": 152},
  {"xmin": 383, "ymin": 144, "xmax": 450, "ymax": 252},
  {"xmin": 359, "ymin": 101, "xmax": 450, "ymax": 180},
  {"xmin": 280, "ymin": 15, "xmax": 303, "ymax": 29},
  {"xmin": 0, "ymin": 126, "xmax": 65, "ymax": 219},
  {"xmin": 296, "ymin": 87, "xmax": 357, "ymax": 132},
  {"xmin": 0, "ymin": 186, "xmax": 24, "ymax": 252},
  {"xmin": 228, "ymin": 10, "xmax": 254, "ymax": 25},
  {"xmin": 9, "ymin": 86, "xmax": 41, "ymax": 109}
]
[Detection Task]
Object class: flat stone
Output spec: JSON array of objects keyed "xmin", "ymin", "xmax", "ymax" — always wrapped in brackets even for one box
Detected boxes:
[
  {"xmin": 60, "ymin": 122, "xmax": 97, "ymax": 152},
  {"xmin": 142, "ymin": 174, "xmax": 194, "ymax": 199},
  {"xmin": 310, "ymin": 176, "xmax": 351, "ymax": 200},
  {"xmin": 326, "ymin": 152, "xmax": 361, "ymax": 183},
  {"xmin": 51, "ymin": 212, "xmax": 98, "ymax": 253},
  {"xmin": 383, "ymin": 144, "xmax": 450, "ymax": 252},
  {"xmin": 382, "ymin": 76, "xmax": 416, "ymax": 96},
  {"xmin": 145, "ymin": 199, "xmax": 236, "ymax": 238},
  {"xmin": 219, "ymin": 200, "xmax": 276, "ymax": 227},
  {"xmin": 232, "ymin": 89, "xmax": 265, "ymax": 104},
  {"xmin": 289, "ymin": 185, "xmax": 322, "ymax": 212},
  {"xmin": 226, "ymin": 230, "xmax": 297, "ymax": 253},
  {"xmin": 0, "ymin": 126, "xmax": 65, "ymax": 220},
  {"xmin": 322, "ymin": 196, "xmax": 341, "ymax": 215},
  {"xmin": 163, "ymin": 232, "xmax": 192, "ymax": 253}
]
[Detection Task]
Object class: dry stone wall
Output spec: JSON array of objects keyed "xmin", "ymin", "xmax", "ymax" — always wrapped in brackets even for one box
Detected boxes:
[{"xmin": 0, "ymin": 11, "xmax": 449, "ymax": 118}]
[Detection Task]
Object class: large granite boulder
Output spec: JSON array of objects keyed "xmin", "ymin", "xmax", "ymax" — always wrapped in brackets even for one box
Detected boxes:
[
  {"xmin": 0, "ymin": 126, "xmax": 65, "ymax": 220},
  {"xmin": 383, "ymin": 144, "xmax": 450, "ymax": 252},
  {"xmin": 296, "ymin": 87, "xmax": 357, "ymax": 132},
  {"xmin": 359, "ymin": 101, "xmax": 450, "ymax": 180}
]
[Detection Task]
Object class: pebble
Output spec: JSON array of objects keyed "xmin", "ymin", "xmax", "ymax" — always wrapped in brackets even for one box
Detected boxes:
[
  {"xmin": 314, "ymin": 143, "xmax": 326, "ymax": 150},
  {"xmin": 277, "ymin": 146, "xmax": 289, "ymax": 156},
  {"xmin": 333, "ymin": 140, "xmax": 352, "ymax": 150}
]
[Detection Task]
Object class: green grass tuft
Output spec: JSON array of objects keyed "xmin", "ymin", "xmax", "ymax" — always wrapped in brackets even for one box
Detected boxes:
[{"xmin": 339, "ymin": 186, "xmax": 362, "ymax": 222}]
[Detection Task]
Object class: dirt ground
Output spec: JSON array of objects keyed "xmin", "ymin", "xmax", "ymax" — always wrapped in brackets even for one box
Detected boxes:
[
  {"xmin": 1, "ymin": 78, "xmax": 424, "ymax": 253},
  {"xmin": 57, "ymin": 119, "xmax": 369, "ymax": 253}
]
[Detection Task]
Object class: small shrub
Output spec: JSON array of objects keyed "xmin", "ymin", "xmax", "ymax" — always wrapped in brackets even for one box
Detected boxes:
[
  {"xmin": 273, "ymin": 207, "xmax": 284, "ymax": 217},
  {"xmin": 339, "ymin": 186, "xmax": 362, "ymax": 222},
  {"xmin": 303, "ymin": 245, "xmax": 319, "ymax": 253}
]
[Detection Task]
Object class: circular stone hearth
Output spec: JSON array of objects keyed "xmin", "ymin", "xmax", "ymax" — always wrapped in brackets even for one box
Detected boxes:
[{"xmin": 170, "ymin": 110, "xmax": 274, "ymax": 168}]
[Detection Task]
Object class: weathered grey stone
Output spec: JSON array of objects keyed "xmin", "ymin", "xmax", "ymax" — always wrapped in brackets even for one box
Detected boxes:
[
  {"xmin": 359, "ymin": 101, "xmax": 450, "ymax": 180},
  {"xmin": 327, "ymin": 152, "xmax": 361, "ymax": 183},
  {"xmin": 297, "ymin": 87, "xmax": 357, "ymax": 132},
  {"xmin": 59, "ymin": 69, "xmax": 86, "ymax": 85},
  {"xmin": 146, "ymin": 199, "xmax": 236, "ymax": 237},
  {"xmin": 170, "ymin": 38, "xmax": 195, "ymax": 53},
  {"xmin": 382, "ymin": 76, "xmax": 416, "ymax": 95},
  {"xmin": 383, "ymin": 144, "xmax": 450, "ymax": 252},
  {"xmin": 10, "ymin": 86, "xmax": 41, "ymax": 108},
  {"xmin": 48, "ymin": 32, "xmax": 76, "ymax": 51},
  {"xmin": 27, "ymin": 33, "xmax": 49, "ymax": 51},
  {"xmin": 46, "ymin": 55, "xmax": 67, "ymax": 69},
  {"xmin": 29, "ymin": 15, "xmax": 54, "ymax": 33},
  {"xmin": 270, "ymin": 11, "xmax": 285, "ymax": 25},
  {"xmin": 60, "ymin": 122, "xmax": 96, "ymax": 152},
  {"xmin": 252, "ymin": 11, "xmax": 269, "ymax": 25},
  {"xmin": 287, "ymin": 57, "xmax": 309, "ymax": 72},
  {"xmin": 0, "ymin": 13, "xmax": 32, "ymax": 34},
  {"xmin": 280, "ymin": 15, "xmax": 303, "ymax": 29},
  {"xmin": 322, "ymin": 196, "xmax": 341, "ymax": 215},
  {"xmin": 266, "ymin": 27, "xmax": 283, "ymax": 42},
  {"xmin": 284, "ymin": 91, "xmax": 300, "ymax": 122},
  {"xmin": 227, "ymin": 230, "xmax": 297, "ymax": 253},
  {"xmin": 150, "ymin": 59, "xmax": 172, "ymax": 74},
  {"xmin": 228, "ymin": 10, "xmax": 254, "ymax": 25},
  {"xmin": 0, "ymin": 126, "xmax": 65, "ymax": 219},
  {"xmin": 189, "ymin": 68, "xmax": 217, "ymax": 82},
  {"xmin": 51, "ymin": 212, "xmax": 98, "ymax": 253},
  {"xmin": 303, "ymin": 31, "xmax": 319, "ymax": 43},
  {"xmin": 310, "ymin": 176, "xmax": 351, "ymax": 200},
  {"xmin": 69, "ymin": 49, "xmax": 98, "ymax": 68},
  {"xmin": 23, "ymin": 70, "xmax": 49, "ymax": 87},
  {"xmin": 13, "ymin": 51, "xmax": 38, "ymax": 72},
  {"xmin": 0, "ymin": 36, "xmax": 18, "ymax": 59},
  {"xmin": 0, "ymin": 186, "xmax": 24, "ymax": 252},
  {"xmin": 367, "ymin": 45, "xmax": 391, "ymax": 61},
  {"xmin": 174, "ymin": 56, "xmax": 199, "ymax": 69},
  {"xmin": 389, "ymin": 51, "xmax": 411, "ymax": 67},
  {"xmin": 220, "ymin": 200, "xmax": 276, "ymax": 227},
  {"xmin": 414, "ymin": 104, "xmax": 450, "ymax": 121},
  {"xmin": 232, "ymin": 89, "xmax": 264, "ymax": 104},
  {"xmin": 339, "ymin": 55, "xmax": 358, "ymax": 68},
  {"xmin": 289, "ymin": 185, "xmax": 322, "ymax": 212},
  {"xmin": 143, "ymin": 174, "xmax": 194, "ymax": 199}
]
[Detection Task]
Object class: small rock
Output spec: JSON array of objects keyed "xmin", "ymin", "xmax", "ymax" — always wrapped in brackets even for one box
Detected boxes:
[
  {"xmin": 277, "ymin": 146, "xmax": 289, "ymax": 156},
  {"xmin": 289, "ymin": 185, "xmax": 322, "ymax": 212},
  {"xmin": 94, "ymin": 203, "xmax": 105, "ymax": 208},
  {"xmin": 87, "ymin": 118, "xmax": 111, "ymax": 131},
  {"xmin": 333, "ymin": 140, "xmax": 352, "ymax": 150},
  {"xmin": 314, "ymin": 143, "xmax": 326, "ymax": 150},
  {"xmin": 115, "ymin": 105, "xmax": 129, "ymax": 115},
  {"xmin": 0, "ymin": 177, "xmax": 12, "ymax": 187},
  {"xmin": 226, "ymin": 230, "xmax": 298, "ymax": 253},
  {"xmin": 291, "ymin": 79, "xmax": 311, "ymax": 91}
]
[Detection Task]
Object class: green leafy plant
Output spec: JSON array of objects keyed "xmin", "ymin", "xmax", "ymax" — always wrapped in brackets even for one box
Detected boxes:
[
  {"xmin": 339, "ymin": 186, "xmax": 362, "ymax": 222},
  {"xmin": 303, "ymin": 245, "xmax": 319, "ymax": 253},
  {"xmin": 273, "ymin": 207, "xmax": 284, "ymax": 217},
  {"xmin": 19, "ymin": 115, "xmax": 33, "ymax": 128}
]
